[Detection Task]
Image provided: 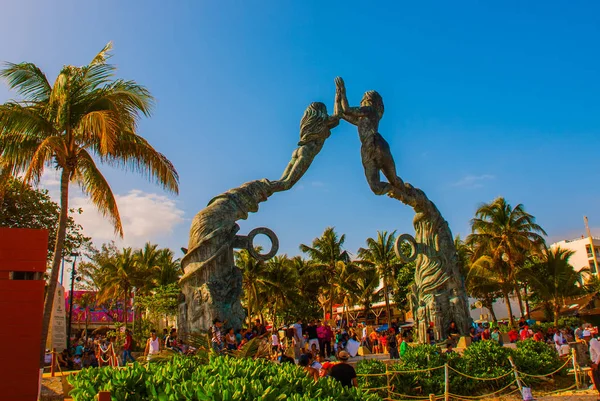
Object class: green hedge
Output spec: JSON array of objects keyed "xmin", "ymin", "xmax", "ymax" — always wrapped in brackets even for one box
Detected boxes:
[
  {"xmin": 356, "ymin": 340, "xmax": 567, "ymax": 397},
  {"xmin": 68, "ymin": 355, "xmax": 381, "ymax": 401}
]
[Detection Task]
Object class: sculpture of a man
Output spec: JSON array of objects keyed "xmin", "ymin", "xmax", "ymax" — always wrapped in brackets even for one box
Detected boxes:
[
  {"xmin": 334, "ymin": 77, "xmax": 403, "ymax": 195},
  {"xmin": 273, "ymin": 102, "xmax": 339, "ymax": 192}
]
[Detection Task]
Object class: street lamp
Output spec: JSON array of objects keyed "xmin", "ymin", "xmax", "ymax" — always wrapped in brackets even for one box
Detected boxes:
[{"xmin": 67, "ymin": 252, "xmax": 80, "ymax": 350}]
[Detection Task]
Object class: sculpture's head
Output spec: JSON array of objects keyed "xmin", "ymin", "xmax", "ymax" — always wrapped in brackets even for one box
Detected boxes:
[
  {"xmin": 300, "ymin": 101, "xmax": 329, "ymax": 136},
  {"xmin": 361, "ymin": 90, "xmax": 384, "ymax": 119}
]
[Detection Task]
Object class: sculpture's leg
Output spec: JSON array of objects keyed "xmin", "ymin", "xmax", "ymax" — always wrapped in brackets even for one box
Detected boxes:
[
  {"xmin": 273, "ymin": 143, "xmax": 320, "ymax": 193},
  {"xmin": 364, "ymin": 164, "xmax": 391, "ymax": 195}
]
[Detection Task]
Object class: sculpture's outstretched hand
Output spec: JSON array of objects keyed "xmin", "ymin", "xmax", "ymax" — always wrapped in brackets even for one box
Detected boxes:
[{"xmin": 335, "ymin": 76, "xmax": 346, "ymax": 96}]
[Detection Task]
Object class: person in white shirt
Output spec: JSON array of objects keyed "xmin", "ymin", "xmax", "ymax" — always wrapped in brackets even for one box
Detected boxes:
[
  {"xmin": 553, "ymin": 330, "xmax": 569, "ymax": 356},
  {"xmin": 271, "ymin": 330, "xmax": 280, "ymax": 355},
  {"xmin": 588, "ymin": 334, "xmax": 600, "ymax": 398}
]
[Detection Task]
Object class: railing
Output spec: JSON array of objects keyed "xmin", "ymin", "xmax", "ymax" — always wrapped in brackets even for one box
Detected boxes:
[{"xmin": 358, "ymin": 349, "xmax": 580, "ymax": 401}]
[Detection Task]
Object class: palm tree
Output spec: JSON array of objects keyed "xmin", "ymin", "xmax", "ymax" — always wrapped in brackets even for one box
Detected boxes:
[
  {"xmin": 466, "ymin": 197, "xmax": 546, "ymax": 326},
  {"xmin": 335, "ymin": 261, "xmax": 361, "ymax": 327},
  {"xmin": 526, "ymin": 247, "xmax": 588, "ymax": 326},
  {"xmin": 357, "ymin": 231, "xmax": 402, "ymax": 327},
  {"xmin": 0, "ymin": 43, "xmax": 179, "ymax": 361},
  {"xmin": 355, "ymin": 265, "xmax": 380, "ymax": 323},
  {"xmin": 153, "ymin": 248, "xmax": 181, "ymax": 286},
  {"xmin": 96, "ymin": 247, "xmax": 141, "ymax": 329},
  {"xmin": 77, "ymin": 292, "xmax": 96, "ymax": 341},
  {"xmin": 263, "ymin": 255, "xmax": 298, "ymax": 327},
  {"xmin": 300, "ymin": 227, "xmax": 350, "ymax": 320},
  {"xmin": 236, "ymin": 249, "xmax": 268, "ymax": 325}
]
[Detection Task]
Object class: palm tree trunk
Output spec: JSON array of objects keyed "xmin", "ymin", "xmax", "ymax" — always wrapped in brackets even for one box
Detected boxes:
[
  {"xmin": 554, "ymin": 303, "xmax": 560, "ymax": 327},
  {"xmin": 503, "ymin": 290, "xmax": 515, "ymax": 327},
  {"xmin": 483, "ymin": 300, "xmax": 498, "ymax": 323},
  {"xmin": 39, "ymin": 168, "xmax": 71, "ymax": 366},
  {"xmin": 124, "ymin": 288, "xmax": 128, "ymax": 330},
  {"xmin": 514, "ymin": 284, "xmax": 525, "ymax": 317},
  {"xmin": 383, "ymin": 279, "xmax": 392, "ymax": 328},
  {"xmin": 329, "ymin": 268, "xmax": 335, "ymax": 321},
  {"xmin": 523, "ymin": 285, "xmax": 531, "ymax": 319}
]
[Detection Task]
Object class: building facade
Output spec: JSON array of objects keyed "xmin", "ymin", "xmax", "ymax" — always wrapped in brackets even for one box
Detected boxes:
[{"xmin": 550, "ymin": 236, "xmax": 600, "ymax": 276}]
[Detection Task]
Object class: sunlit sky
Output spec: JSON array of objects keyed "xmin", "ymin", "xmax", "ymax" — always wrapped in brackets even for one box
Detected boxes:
[{"xmin": 1, "ymin": 1, "xmax": 599, "ymax": 260}]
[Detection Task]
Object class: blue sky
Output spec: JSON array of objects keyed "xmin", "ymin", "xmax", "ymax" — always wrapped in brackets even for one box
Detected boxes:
[{"xmin": 1, "ymin": 1, "xmax": 599, "ymax": 258}]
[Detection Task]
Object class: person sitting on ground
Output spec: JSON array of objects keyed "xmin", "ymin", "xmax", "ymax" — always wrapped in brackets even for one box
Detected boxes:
[
  {"xmin": 533, "ymin": 329, "xmax": 544, "ymax": 342},
  {"xmin": 445, "ymin": 343, "xmax": 455, "ymax": 354},
  {"xmin": 320, "ymin": 361, "xmax": 334, "ymax": 378},
  {"xmin": 299, "ymin": 353, "xmax": 319, "ymax": 381},
  {"xmin": 225, "ymin": 328, "xmax": 237, "ymax": 351},
  {"xmin": 507, "ymin": 327, "xmax": 519, "ymax": 343},
  {"xmin": 519, "ymin": 325, "xmax": 532, "ymax": 341},
  {"xmin": 72, "ymin": 353, "xmax": 82, "ymax": 370},
  {"xmin": 491, "ymin": 327, "xmax": 503, "ymax": 345},
  {"xmin": 448, "ymin": 321, "xmax": 460, "ymax": 336},
  {"xmin": 329, "ymin": 351, "xmax": 357, "ymax": 387},
  {"xmin": 481, "ymin": 324, "xmax": 491, "ymax": 341},
  {"xmin": 310, "ymin": 352, "xmax": 322, "ymax": 372},
  {"xmin": 518, "ymin": 316, "xmax": 527, "ymax": 329},
  {"xmin": 470, "ymin": 327, "xmax": 481, "ymax": 343},
  {"xmin": 278, "ymin": 349, "xmax": 295, "ymax": 365},
  {"xmin": 57, "ymin": 349, "xmax": 70, "ymax": 369}
]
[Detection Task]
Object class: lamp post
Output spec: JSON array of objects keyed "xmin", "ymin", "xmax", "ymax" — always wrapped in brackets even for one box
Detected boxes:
[{"xmin": 66, "ymin": 252, "xmax": 80, "ymax": 350}]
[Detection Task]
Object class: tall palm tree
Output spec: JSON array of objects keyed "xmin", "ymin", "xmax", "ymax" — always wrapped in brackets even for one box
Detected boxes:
[
  {"xmin": 355, "ymin": 265, "xmax": 380, "ymax": 323},
  {"xmin": 263, "ymin": 255, "xmax": 298, "ymax": 327},
  {"xmin": 0, "ymin": 43, "xmax": 179, "ymax": 360},
  {"xmin": 525, "ymin": 247, "xmax": 588, "ymax": 326},
  {"xmin": 236, "ymin": 249, "xmax": 268, "ymax": 325},
  {"xmin": 357, "ymin": 231, "xmax": 402, "ymax": 327},
  {"xmin": 153, "ymin": 248, "xmax": 181, "ymax": 286},
  {"xmin": 300, "ymin": 227, "xmax": 350, "ymax": 320},
  {"xmin": 96, "ymin": 247, "xmax": 141, "ymax": 329},
  {"xmin": 335, "ymin": 261, "xmax": 361, "ymax": 327},
  {"xmin": 466, "ymin": 197, "xmax": 546, "ymax": 326}
]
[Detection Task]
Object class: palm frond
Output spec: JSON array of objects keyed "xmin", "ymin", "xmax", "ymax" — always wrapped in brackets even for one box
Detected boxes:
[
  {"xmin": 0, "ymin": 62, "xmax": 52, "ymax": 101},
  {"xmin": 74, "ymin": 149, "xmax": 123, "ymax": 236}
]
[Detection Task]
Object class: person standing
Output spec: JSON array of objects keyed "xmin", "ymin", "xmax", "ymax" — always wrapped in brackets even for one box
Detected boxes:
[
  {"xmin": 293, "ymin": 319, "xmax": 304, "ymax": 360},
  {"xmin": 211, "ymin": 318, "xmax": 224, "ymax": 353},
  {"xmin": 329, "ymin": 351, "xmax": 357, "ymax": 387},
  {"xmin": 589, "ymin": 334, "xmax": 600, "ymax": 398},
  {"xmin": 399, "ymin": 335, "xmax": 408, "ymax": 357},
  {"xmin": 387, "ymin": 328, "xmax": 399, "ymax": 359},
  {"xmin": 307, "ymin": 320, "xmax": 319, "ymax": 351},
  {"xmin": 122, "ymin": 329, "xmax": 135, "ymax": 365},
  {"xmin": 144, "ymin": 330, "xmax": 161, "ymax": 361},
  {"xmin": 271, "ymin": 329, "xmax": 281, "ymax": 355},
  {"xmin": 317, "ymin": 321, "xmax": 329, "ymax": 357}
]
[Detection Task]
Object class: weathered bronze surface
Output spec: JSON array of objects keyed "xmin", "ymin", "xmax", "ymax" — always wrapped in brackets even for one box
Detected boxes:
[
  {"xmin": 179, "ymin": 78, "xmax": 471, "ymax": 341},
  {"xmin": 335, "ymin": 76, "xmax": 470, "ymax": 341}
]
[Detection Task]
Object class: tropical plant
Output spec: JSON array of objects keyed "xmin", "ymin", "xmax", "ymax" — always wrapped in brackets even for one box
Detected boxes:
[
  {"xmin": 95, "ymin": 247, "xmax": 141, "ymax": 329},
  {"xmin": 67, "ymin": 355, "xmax": 381, "ymax": 401},
  {"xmin": 300, "ymin": 227, "xmax": 350, "ymax": 320},
  {"xmin": 354, "ymin": 265, "xmax": 380, "ymax": 322},
  {"xmin": 0, "ymin": 177, "xmax": 91, "ymax": 260},
  {"xmin": 263, "ymin": 255, "xmax": 298, "ymax": 327},
  {"xmin": 525, "ymin": 247, "xmax": 588, "ymax": 326},
  {"xmin": 236, "ymin": 249, "xmax": 268, "ymax": 324},
  {"xmin": 358, "ymin": 231, "xmax": 402, "ymax": 327},
  {"xmin": 466, "ymin": 197, "xmax": 546, "ymax": 326},
  {"xmin": 0, "ymin": 42, "xmax": 179, "ymax": 362}
]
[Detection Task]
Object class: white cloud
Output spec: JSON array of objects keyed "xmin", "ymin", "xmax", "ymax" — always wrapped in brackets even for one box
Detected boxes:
[
  {"xmin": 451, "ymin": 174, "xmax": 495, "ymax": 189},
  {"xmin": 39, "ymin": 170, "xmax": 185, "ymax": 248}
]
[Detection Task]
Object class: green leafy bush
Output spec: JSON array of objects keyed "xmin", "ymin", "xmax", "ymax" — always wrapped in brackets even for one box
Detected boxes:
[
  {"xmin": 68, "ymin": 355, "xmax": 381, "ymax": 401},
  {"xmin": 514, "ymin": 340, "xmax": 564, "ymax": 377},
  {"xmin": 356, "ymin": 359, "xmax": 387, "ymax": 397}
]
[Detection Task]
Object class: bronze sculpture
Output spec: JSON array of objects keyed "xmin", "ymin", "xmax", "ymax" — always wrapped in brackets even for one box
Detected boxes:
[
  {"xmin": 273, "ymin": 102, "xmax": 339, "ymax": 192},
  {"xmin": 334, "ymin": 77, "xmax": 403, "ymax": 195},
  {"xmin": 179, "ymin": 77, "xmax": 471, "ymax": 342}
]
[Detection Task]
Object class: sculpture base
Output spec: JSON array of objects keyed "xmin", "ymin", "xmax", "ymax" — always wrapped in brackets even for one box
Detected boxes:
[{"xmin": 178, "ymin": 248, "xmax": 244, "ymax": 336}]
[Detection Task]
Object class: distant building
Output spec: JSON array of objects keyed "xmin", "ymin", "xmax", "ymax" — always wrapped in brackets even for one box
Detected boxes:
[{"xmin": 550, "ymin": 236, "xmax": 600, "ymax": 276}]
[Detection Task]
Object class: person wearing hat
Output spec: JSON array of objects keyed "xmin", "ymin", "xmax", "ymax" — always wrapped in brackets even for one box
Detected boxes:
[{"xmin": 329, "ymin": 351, "xmax": 357, "ymax": 387}]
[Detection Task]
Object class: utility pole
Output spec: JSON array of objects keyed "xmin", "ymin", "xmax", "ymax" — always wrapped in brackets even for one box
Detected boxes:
[{"xmin": 584, "ymin": 216, "xmax": 599, "ymax": 275}]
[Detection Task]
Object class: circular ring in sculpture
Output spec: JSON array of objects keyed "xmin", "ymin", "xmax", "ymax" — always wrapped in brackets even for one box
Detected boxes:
[
  {"xmin": 247, "ymin": 227, "xmax": 279, "ymax": 261},
  {"xmin": 395, "ymin": 233, "xmax": 418, "ymax": 263}
]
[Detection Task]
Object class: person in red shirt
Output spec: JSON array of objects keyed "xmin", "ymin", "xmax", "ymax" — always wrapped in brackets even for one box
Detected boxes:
[
  {"xmin": 508, "ymin": 328, "xmax": 519, "ymax": 343},
  {"xmin": 533, "ymin": 330, "xmax": 544, "ymax": 342},
  {"xmin": 122, "ymin": 329, "xmax": 135, "ymax": 365},
  {"xmin": 520, "ymin": 325, "xmax": 532, "ymax": 341}
]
